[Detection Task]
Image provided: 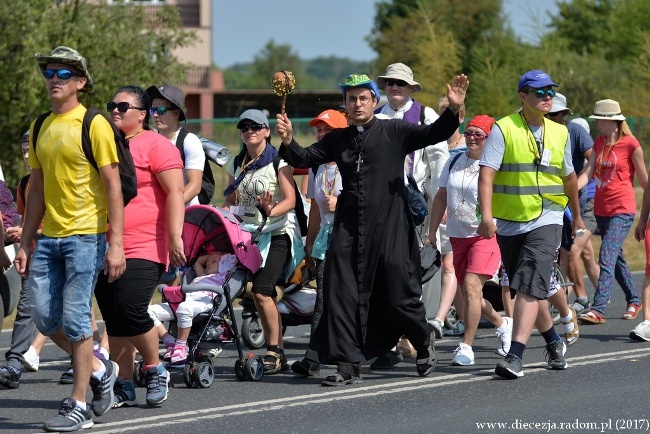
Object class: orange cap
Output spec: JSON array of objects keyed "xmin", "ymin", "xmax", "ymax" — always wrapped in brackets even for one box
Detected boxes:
[{"xmin": 309, "ymin": 109, "xmax": 348, "ymax": 129}]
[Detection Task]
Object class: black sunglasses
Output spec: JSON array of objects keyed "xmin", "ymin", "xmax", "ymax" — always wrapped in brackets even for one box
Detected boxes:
[
  {"xmin": 150, "ymin": 106, "xmax": 176, "ymax": 116},
  {"xmin": 43, "ymin": 68, "xmax": 82, "ymax": 80},
  {"xmin": 107, "ymin": 102, "xmax": 145, "ymax": 113},
  {"xmin": 386, "ymin": 79, "xmax": 408, "ymax": 87},
  {"xmin": 239, "ymin": 123, "xmax": 266, "ymax": 133}
]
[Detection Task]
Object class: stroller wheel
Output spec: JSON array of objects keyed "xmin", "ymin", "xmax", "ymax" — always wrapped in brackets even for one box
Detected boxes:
[
  {"xmin": 242, "ymin": 316, "xmax": 266, "ymax": 349},
  {"xmin": 244, "ymin": 355, "xmax": 264, "ymax": 382},
  {"xmin": 132, "ymin": 361, "xmax": 146, "ymax": 388},
  {"xmin": 193, "ymin": 358, "xmax": 215, "ymax": 388},
  {"xmin": 234, "ymin": 359, "xmax": 246, "ymax": 381},
  {"xmin": 183, "ymin": 363, "xmax": 198, "ymax": 388}
]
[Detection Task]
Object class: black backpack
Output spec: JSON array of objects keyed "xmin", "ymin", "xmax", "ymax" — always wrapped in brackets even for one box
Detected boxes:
[
  {"xmin": 176, "ymin": 128, "xmax": 216, "ymax": 205},
  {"xmin": 233, "ymin": 152, "xmax": 308, "ymax": 235},
  {"xmin": 32, "ymin": 108, "xmax": 138, "ymax": 206}
]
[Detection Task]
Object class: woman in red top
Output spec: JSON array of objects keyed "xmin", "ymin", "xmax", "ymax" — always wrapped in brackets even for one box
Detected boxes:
[{"xmin": 577, "ymin": 99, "xmax": 646, "ymax": 324}]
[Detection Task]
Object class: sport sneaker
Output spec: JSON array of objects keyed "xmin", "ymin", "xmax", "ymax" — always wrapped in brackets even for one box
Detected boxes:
[
  {"xmin": 495, "ymin": 353, "xmax": 524, "ymax": 379},
  {"xmin": 113, "ymin": 377, "xmax": 138, "ymax": 408},
  {"xmin": 169, "ymin": 344, "xmax": 188, "ymax": 366},
  {"xmin": 451, "ymin": 342, "xmax": 475, "ymax": 366},
  {"xmin": 0, "ymin": 365, "xmax": 21, "ymax": 389},
  {"xmin": 89, "ymin": 359, "xmax": 119, "ymax": 417},
  {"xmin": 370, "ymin": 349, "xmax": 403, "ymax": 370},
  {"xmin": 629, "ymin": 320, "xmax": 650, "ymax": 342},
  {"xmin": 569, "ymin": 299, "xmax": 591, "ymax": 315},
  {"xmin": 22, "ymin": 346, "xmax": 40, "ymax": 372},
  {"xmin": 42, "ymin": 398, "xmax": 93, "ymax": 432},
  {"xmin": 427, "ymin": 318, "xmax": 444, "ymax": 340},
  {"xmin": 143, "ymin": 363, "xmax": 169, "ymax": 406},
  {"xmin": 444, "ymin": 320, "xmax": 465, "ymax": 336},
  {"xmin": 563, "ymin": 307, "xmax": 580, "ymax": 346},
  {"xmin": 495, "ymin": 317, "xmax": 513, "ymax": 356},
  {"xmin": 291, "ymin": 358, "xmax": 320, "ymax": 377},
  {"xmin": 60, "ymin": 365, "xmax": 74, "ymax": 384},
  {"xmin": 545, "ymin": 340, "xmax": 568, "ymax": 370}
]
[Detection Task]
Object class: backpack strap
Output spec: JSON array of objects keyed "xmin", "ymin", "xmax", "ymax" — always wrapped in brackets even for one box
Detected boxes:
[
  {"xmin": 80, "ymin": 108, "xmax": 102, "ymax": 171},
  {"xmin": 448, "ymin": 152, "xmax": 463, "ymax": 174},
  {"xmin": 31, "ymin": 111, "xmax": 53, "ymax": 154},
  {"xmin": 176, "ymin": 128, "xmax": 190, "ymax": 163}
]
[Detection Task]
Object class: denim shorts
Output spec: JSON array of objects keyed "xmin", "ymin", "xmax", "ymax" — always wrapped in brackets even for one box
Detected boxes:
[{"xmin": 29, "ymin": 234, "xmax": 106, "ymax": 342}]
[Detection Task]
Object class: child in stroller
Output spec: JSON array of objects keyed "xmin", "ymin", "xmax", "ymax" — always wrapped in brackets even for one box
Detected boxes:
[{"xmin": 149, "ymin": 251, "xmax": 238, "ymax": 366}]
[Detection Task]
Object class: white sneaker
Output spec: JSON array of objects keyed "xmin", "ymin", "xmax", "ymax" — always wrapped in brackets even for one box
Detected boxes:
[
  {"xmin": 629, "ymin": 320, "xmax": 650, "ymax": 342},
  {"xmin": 451, "ymin": 342, "xmax": 475, "ymax": 366},
  {"xmin": 495, "ymin": 317, "xmax": 513, "ymax": 357},
  {"xmin": 22, "ymin": 346, "xmax": 40, "ymax": 372}
]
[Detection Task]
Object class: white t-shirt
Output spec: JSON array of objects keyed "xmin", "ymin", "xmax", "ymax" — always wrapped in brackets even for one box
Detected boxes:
[
  {"xmin": 226, "ymin": 157, "xmax": 290, "ymax": 235},
  {"xmin": 306, "ymin": 163, "xmax": 342, "ymax": 226},
  {"xmin": 171, "ymin": 128, "xmax": 205, "ymax": 207},
  {"xmin": 439, "ymin": 152, "xmax": 483, "ymax": 238}
]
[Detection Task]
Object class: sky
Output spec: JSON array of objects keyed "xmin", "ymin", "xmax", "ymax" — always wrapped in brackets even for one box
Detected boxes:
[{"xmin": 212, "ymin": 0, "xmax": 560, "ymax": 69}]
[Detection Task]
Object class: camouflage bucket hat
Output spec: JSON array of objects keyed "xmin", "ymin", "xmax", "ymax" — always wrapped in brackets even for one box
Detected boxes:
[{"xmin": 35, "ymin": 46, "xmax": 94, "ymax": 92}]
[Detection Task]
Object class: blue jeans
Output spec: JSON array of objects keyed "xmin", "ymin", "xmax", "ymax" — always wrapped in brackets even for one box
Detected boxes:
[
  {"xmin": 29, "ymin": 234, "xmax": 106, "ymax": 342},
  {"xmin": 592, "ymin": 214, "xmax": 639, "ymax": 314}
]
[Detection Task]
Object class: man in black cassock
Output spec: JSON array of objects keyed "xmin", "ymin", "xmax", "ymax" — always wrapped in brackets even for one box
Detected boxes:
[{"xmin": 276, "ymin": 73, "xmax": 469, "ymax": 386}]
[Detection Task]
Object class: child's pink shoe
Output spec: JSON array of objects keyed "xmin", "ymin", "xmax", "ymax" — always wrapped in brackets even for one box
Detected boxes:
[{"xmin": 170, "ymin": 345, "xmax": 188, "ymax": 365}]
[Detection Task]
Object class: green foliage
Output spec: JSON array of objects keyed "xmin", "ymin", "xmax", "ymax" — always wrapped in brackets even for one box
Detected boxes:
[
  {"xmin": 222, "ymin": 42, "xmax": 374, "ymax": 90},
  {"xmin": 0, "ymin": 0, "xmax": 196, "ymax": 188}
]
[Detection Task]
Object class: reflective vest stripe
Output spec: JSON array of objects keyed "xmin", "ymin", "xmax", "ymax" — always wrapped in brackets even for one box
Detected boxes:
[
  {"xmin": 493, "ymin": 184, "xmax": 566, "ymax": 195},
  {"xmin": 499, "ymin": 163, "xmax": 562, "ymax": 176}
]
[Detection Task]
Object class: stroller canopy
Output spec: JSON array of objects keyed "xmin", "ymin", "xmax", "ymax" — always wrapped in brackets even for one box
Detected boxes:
[{"xmin": 183, "ymin": 205, "xmax": 262, "ymax": 274}]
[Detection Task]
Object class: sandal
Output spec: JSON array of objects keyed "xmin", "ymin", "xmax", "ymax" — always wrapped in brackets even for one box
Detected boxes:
[
  {"xmin": 578, "ymin": 310, "xmax": 606, "ymax": 324},
  {"xmin": 623, "ymin": 304, "xmax": 642, "ymax": 320},
  {"xmin": 397, "ymin": 337, "xmax": 416, "ymax": 358},
  {"xmin": 321, "ymin": 371, "xmax": 362, "ymax": 387},
  {"xmin": 263, "ymin": 350, "xmax": 288, "ymax": 375},
  {"xmin": 562, "ymin": 307, "xmax": 580, "ymax": 346},
  {"xmin": 416, "ymin": 332, "xmax": 437, "ymax": 377}
]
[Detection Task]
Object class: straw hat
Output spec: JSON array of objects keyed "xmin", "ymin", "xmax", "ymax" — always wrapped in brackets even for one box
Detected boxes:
[{"xmin": 588, "ymin": 99, "xmax": 625, "ymax": 121}]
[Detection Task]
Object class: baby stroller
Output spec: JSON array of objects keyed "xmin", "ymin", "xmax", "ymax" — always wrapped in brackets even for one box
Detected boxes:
[
  {"xmin": 240, "ymin": 262, "xmax": 314, "ymax": 349},
  {"xmin": 153, "ymin": 205, "xmax": 265, "ymax": 388}
]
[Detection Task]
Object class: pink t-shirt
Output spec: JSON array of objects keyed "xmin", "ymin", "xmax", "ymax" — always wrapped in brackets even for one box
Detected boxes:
[
  {"xmin": 116, "ymin": 130, "xmax": 183, "ymax": 263},
  {"xmin": 592, "ymin": 135, "xmax": 639, "ymax": 216}
]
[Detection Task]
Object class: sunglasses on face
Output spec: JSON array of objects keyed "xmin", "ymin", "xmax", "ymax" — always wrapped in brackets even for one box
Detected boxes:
[
  {"xmin": 464, "ymin": 131, "xmax": 487, "ymax": 140},
  {"xmin": 107, "ymin": 101, "xmax": 144, "ymax": 113},
  {"xmin": 42, "ymin": 68, "xmax": 82, "ymax": 80},
  {"xmin": 386, "ymin": 79, "xmax": 408, "ymax": 87},
  {"xmin": 149, "ymin": 106, "xmax": 176, "ymax": 116},
  {"xmin": 239, "ymin": 123, "xmax": 266, "ymax": 133},
  {"xmin": 524, "ymin": 89, "xmax": 557, "ymax": 98}
]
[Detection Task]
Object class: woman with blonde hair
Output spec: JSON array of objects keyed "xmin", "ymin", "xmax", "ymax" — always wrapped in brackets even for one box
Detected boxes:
[{"xmin": 577, "ymin": 99, "xmax": 646, "ymax": 324}]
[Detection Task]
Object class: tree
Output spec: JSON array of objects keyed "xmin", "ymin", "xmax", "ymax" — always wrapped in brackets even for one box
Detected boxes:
[
  {"xmin": 371, "ymin": 3, "xmax": 461, "ymax": 109},
  {"xmin": 0, "ymin": 0, "xmax": 196, "ymax": 187}
]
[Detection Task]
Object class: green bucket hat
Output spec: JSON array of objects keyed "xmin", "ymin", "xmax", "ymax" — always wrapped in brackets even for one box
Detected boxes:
[{"xmin": 35, "ymin": 46, "xmax": 94, "ymax": 92}]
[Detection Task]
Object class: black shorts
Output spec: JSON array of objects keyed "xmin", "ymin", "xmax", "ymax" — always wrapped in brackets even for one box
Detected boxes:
[
  {"xmin": 251, "ymin": 234, "xmax": 290, "ymax": 297},
  {"xmin": 497, "ymin": 225, "xmax": 561, "ymax": 300},
  {"xmin": 95, "ymin": 258, "xmax": 165, "ymax": 337}
]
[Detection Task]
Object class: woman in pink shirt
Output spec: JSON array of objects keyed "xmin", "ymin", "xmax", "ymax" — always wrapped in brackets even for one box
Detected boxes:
[
  {"xmin": 94, "ymin": 86, "xmax": 185, "ymax": 407},
  {"xmin": 577, "ymin": 99, "xmax": 646, "ymax": 324}
]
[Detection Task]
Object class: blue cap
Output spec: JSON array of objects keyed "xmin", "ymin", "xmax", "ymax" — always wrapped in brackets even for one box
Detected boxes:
[
  {"xmin": 339, "ymin": 74, "xmax": 381, "ymax": 98},
  {"xmin": 517, "ymin": 70, "xmax": 558, "ymax": 92}
]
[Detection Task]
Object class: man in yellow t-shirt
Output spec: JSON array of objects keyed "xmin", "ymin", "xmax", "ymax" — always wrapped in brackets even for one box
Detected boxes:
[{"xmin": 13, "ymin": 46, "xmax": 126, "ymax": 432}]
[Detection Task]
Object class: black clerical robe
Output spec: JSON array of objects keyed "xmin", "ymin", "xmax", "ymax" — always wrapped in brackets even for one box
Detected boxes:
[{"xmin": 279, "ymin": 109, "xmax": 459, "ymax": 364}]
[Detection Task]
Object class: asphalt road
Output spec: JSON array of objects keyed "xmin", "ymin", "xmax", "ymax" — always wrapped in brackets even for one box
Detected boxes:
[{"xmin": 1, "ymin": 274, "xmax": 649, "ymax": 434}]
